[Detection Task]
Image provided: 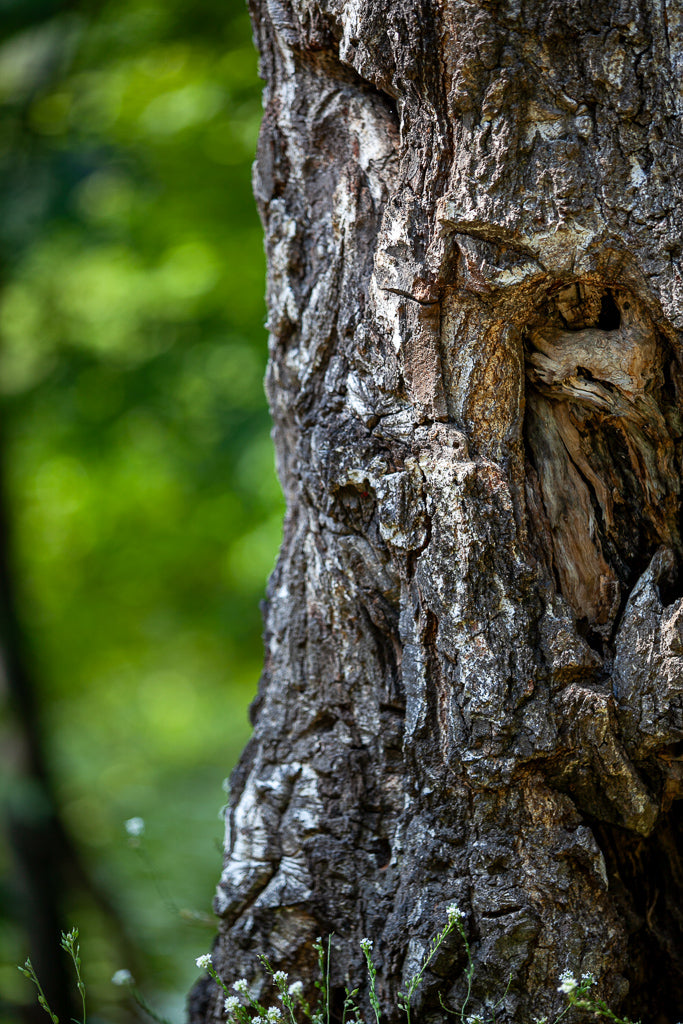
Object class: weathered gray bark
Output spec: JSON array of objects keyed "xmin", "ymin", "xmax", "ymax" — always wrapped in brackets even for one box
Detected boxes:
[{"xmin": 190, "ymin": 2, "xmax": 683, "ymax": 1021}]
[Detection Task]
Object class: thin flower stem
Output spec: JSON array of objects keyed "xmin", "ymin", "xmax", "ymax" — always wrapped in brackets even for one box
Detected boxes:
[
  {"xmin": 207, "ymin": 964, "xmax": 230, "ymax": 996},
  {"xmin": 130, "ymin": 986, "xmax": 174, "ymax": 1024},
  {"xmin": 398, "ymin": 910, "xmax": 461, "ymax": 1024},
  {"xmin": 361, "ymin": 940, "xmax": 381, "ymax": 1024},
  {"xmin": 455, "ymin": 919, "xmax": 473, "ymax": 1024},
  {"xmin": 60, "ymin": 929, "xmax": 86, "ymax": 1024},
  {"xmin": 326, "ymin": 936, "xmax": 332, "ymax": 1024},
  {"xmin": 17, "ymin": 959, "xmax": 59, "ymax": 1024}
]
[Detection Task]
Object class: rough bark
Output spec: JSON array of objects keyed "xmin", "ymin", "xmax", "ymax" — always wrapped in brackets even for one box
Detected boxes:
[{"xmin": 190, "ymin": 2, "xmax": 683, "ymax": 1021}]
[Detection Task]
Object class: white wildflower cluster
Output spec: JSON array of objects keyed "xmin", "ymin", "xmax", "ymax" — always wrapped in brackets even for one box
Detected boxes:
[
  {"xmin": 359, "ymin": 938, "xmax": 373, "ymax": 952},
  {"xmin": 446, "ymin": 904, "xmax": 464, "ymax": 924},
  {"xmin": 465, "ymin": 1015, "xmax": 484, "ymax": 1024},
  {"xmin": 557, "ymin": 971, "xmax": 577, "ymax": 995},
  {"xmin": 111, "ymin": 969, "xmax": 134, "ymax": 987},
  {"xmin": 288, "ymin": 981, "xmax": 304, "ymax": 1001},
  {"xmin": 224, "ymin": 996, "xmax": 241, "ymax": 1014},
  {"xmin": 124, "ymin": 817, "xmax": 145, "ymax": 838},
  {"xmin": 273, "ymin": 971, "xmax": 288, "ymax": 985},
  {"xmin": 233, "ymin": 979, "xmax": 250, "ymax": 995},
  {"xmin": 267, "ymin": 1008, "xmax": 281, "ymax": 1021},
  {"xmin": 196, "ymin": 954, "xmax": 213, "ymax": 970},
  {"xmin": 581, "ymin": 972, "xmax": 596, "ymax": 987}
]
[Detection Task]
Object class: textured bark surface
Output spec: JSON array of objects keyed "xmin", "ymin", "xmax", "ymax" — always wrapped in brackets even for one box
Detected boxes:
[{"xmin": 190, "ymin": 2, "xmax": 683, "ymax": 1021}]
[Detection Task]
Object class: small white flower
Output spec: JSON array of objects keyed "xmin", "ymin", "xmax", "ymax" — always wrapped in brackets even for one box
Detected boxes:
[
  {"xmin": 196, "ymin": 954, "xmax": 213, "ymax": 970},
  {"xmin": 557, "ymin": 971, "xmax": 577, "ymax": 995},
  {"xmin": 273, "ymin": 971, "xmax": 289, "ymax": 985},
  {"xmin": 125, "ymin": 817, "xmax": 145, "ymax": 837},
  {"xmin": 224, "ymin": 996, "xmax": 241, "ymax": 1014},
  {"xmin": 287, "ymin": 981, "xmax": 304, "ymax": 1001},
  {"xmin": 267, "ymin": 1009, "xmax": 281, "ymax": 1021},
  {"xmin": 359, "ymin": 938, "xmax": 373, "ymax": 952},
  {"xmin": 465, "ymin": 1016, "xmax": 483, "ymax": 1024},
  {"xmin": 581, "ymin": 972, "xmax": 596, "ymax": 987},
  {"xmin": 446, "ymin": 904, "xmax": 464, "ymax": 924},
  {"xmin": 234, "ymin": 979, "xmax": 250, "ymax": 995},
  {"xmin": 112, "ymin": 969, "xmax": 134, "ymax": 987}
]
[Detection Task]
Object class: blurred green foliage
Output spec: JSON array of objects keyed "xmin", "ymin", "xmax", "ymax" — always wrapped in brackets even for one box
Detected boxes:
[{"xmin": 0, "ymin": 0, "xmax": 280, "ymax": 1018}]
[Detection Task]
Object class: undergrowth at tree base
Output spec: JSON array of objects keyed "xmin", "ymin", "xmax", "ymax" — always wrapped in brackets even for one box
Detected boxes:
[{"xmin": 18, "ymin": 906, "xmax": 644, "ymax": 1024}]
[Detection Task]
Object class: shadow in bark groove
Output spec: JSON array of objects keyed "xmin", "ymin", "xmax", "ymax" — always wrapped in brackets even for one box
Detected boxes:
[{"xmin": 592, "ymin": 808, "xmax": 683, "ymax": 1023}]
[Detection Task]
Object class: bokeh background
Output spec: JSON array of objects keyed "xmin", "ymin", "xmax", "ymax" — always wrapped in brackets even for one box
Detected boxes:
[{"xmin": 0, "ymin": 0, "xmax": 280, "ymax": 1020}]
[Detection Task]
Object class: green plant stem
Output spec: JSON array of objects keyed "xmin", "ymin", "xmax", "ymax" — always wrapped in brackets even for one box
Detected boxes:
[
  {"xmin": 129, "ymin": 987, "xmax": 174, "ymax": 1024},
  {"xmin": 398, "ymin": 913, "xmax": 461, "ymax": 1024},
  {"xmin": 568, "ymin": 993, "xmax": 638, "ymax": 1024},
  {"xmin": 454, "ymin": 919, "xmax": 473, "ymax": 1024},
  {"xmin": 489, "ymin": 973, "xmax": 512, "ymax": 1024},
  {"xmin": 17, "ymin": 959, "xmax": 59, "ymax": 1024},
  {"xmin": 60, "ymin": 929, "xmax": 86, "ymax": 1024},
  {"xmin": 361, "ymin": 944, "xmax": 382, "ymax": 1024},
  {"xmin": 326, "ymin": 936, "xmax": 332, "ymax": 1024}
]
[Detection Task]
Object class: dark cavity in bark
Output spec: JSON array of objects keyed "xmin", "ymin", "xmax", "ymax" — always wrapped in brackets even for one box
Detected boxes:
[{"xmin": 592, "ymin": 808, "xmax": 683, "ymax": 1022}]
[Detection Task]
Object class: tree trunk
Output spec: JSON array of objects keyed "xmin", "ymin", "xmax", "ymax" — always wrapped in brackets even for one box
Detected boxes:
[{"xmin": 190, "ymin": 2, "xmax": 683, "ymax": 1021}]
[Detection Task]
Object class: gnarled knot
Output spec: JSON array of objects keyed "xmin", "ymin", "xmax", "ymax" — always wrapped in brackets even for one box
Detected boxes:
[
  {"xmin": 524, "ymin": 280, "xmax": 681, "ymax": 639},
  {"xmin": 527, "ymin": 285, "xmax": 657, "ymax": 401}
]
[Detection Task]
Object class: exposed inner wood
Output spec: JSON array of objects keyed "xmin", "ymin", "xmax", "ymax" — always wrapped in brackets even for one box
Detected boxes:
[{"xmin": 524, "ymin": 281, "xmax": 683, "ymax": 639}]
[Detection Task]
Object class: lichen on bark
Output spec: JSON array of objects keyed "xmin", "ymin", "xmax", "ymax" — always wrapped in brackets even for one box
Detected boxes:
[{"xmin": 189, "ymin": 2, "xmax": 683, "ymax": 1021}]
